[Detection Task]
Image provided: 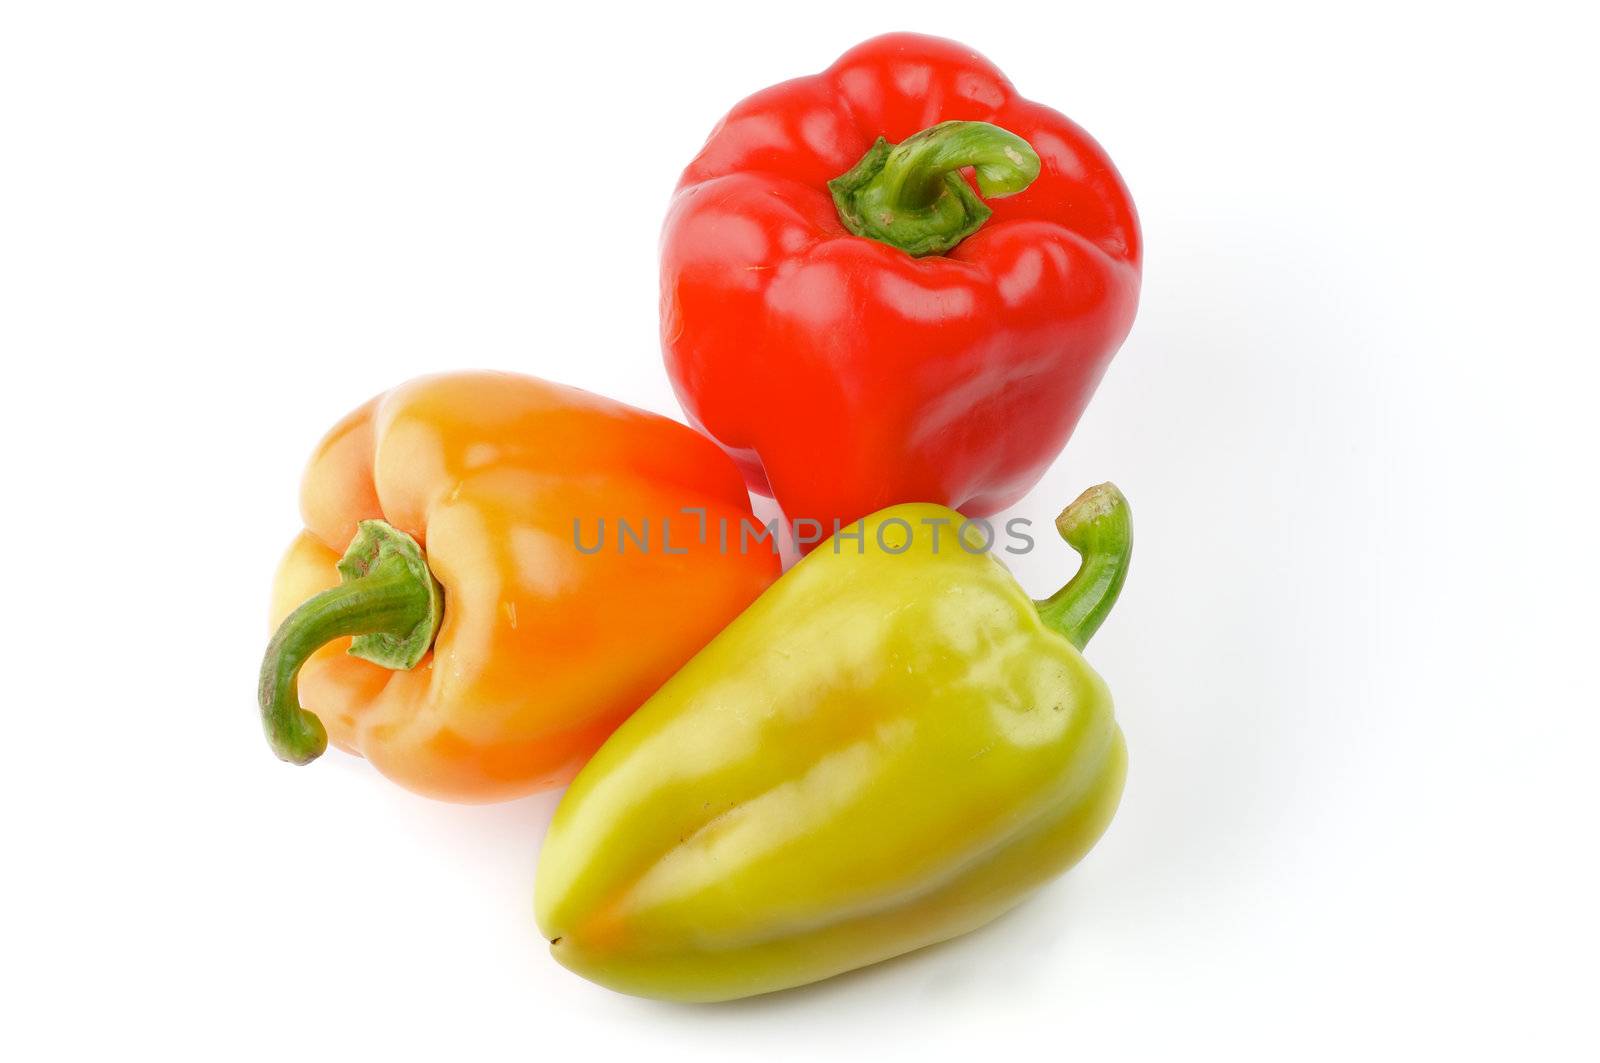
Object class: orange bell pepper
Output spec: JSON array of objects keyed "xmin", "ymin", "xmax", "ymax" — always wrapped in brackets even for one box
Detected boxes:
[{"xmin": 259, "ymin": 371, "xmax": 778, "ymax": 802}]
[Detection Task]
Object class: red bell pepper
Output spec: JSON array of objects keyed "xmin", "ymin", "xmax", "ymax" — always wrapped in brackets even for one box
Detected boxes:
[{"xmin": 661, "ymin": 33, "xmax": 1141, "ymax": 535}]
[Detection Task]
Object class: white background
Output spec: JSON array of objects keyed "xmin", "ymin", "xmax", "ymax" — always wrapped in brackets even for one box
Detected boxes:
[{"xmin": 3, "ymin": 2, "xmax": 1596, "ymax": 1059}]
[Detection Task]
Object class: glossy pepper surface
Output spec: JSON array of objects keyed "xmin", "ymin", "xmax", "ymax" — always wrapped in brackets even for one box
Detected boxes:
[
  {"xmin": 661, "ymin": 33, "xmax": 1141, "ymax": 534},
  {"xmin": 259, "ymin": 372, "xmax": 778, "ymax": 802},
  {"xmin": 536, "ymin": 484, "xmax": 1132, "ymax": 1000}
]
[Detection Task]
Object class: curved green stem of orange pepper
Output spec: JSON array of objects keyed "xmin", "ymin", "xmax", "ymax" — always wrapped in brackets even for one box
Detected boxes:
[
  {"xmin": 258, "ymin": 521, "xmax": 443, "ymax": 764},
  {"xmin": 829, "ymin": 120, "xmax": 1041, "ymax": 256},
  {"xmin": 1036, "ymin": 482, "xmax": 1132, "ymax": 649}
]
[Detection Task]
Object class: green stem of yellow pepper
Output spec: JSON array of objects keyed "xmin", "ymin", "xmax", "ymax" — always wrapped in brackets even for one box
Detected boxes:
[{"xmin": 1035, "ymin": 483, "xmax": 1132, "ymax": 649}]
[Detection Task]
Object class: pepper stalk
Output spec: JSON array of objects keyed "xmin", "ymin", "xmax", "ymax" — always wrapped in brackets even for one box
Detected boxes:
[
  {"xmin": 257, "ymin": 521, "xmax": 443, "ymax": 764},
  {"xmin": 829, "ymin": 120, "xmax": 1042, "ymax": 256},
  {"xmin": 1036, "ymin": 482, "xmax": 1132, "ymax": 649}
]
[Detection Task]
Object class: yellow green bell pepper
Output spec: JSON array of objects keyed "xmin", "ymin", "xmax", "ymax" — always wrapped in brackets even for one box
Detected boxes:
[{"xmin": 535, "ymin": 483, "xmax": 1133, "ymax": 1001}]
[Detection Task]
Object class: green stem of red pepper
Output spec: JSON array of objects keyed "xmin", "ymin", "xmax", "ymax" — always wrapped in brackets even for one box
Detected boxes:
[
  {"xmin": 1036, "ymin": 483, "xmax": 1132, "ymax": 649},
  {"xmin": 258, "ymin": 520, "xmax": 443, "ymax": 764},
  {"xmin": 829, "ymin": 120, "xmax": 1041, "ymax": 256}
]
